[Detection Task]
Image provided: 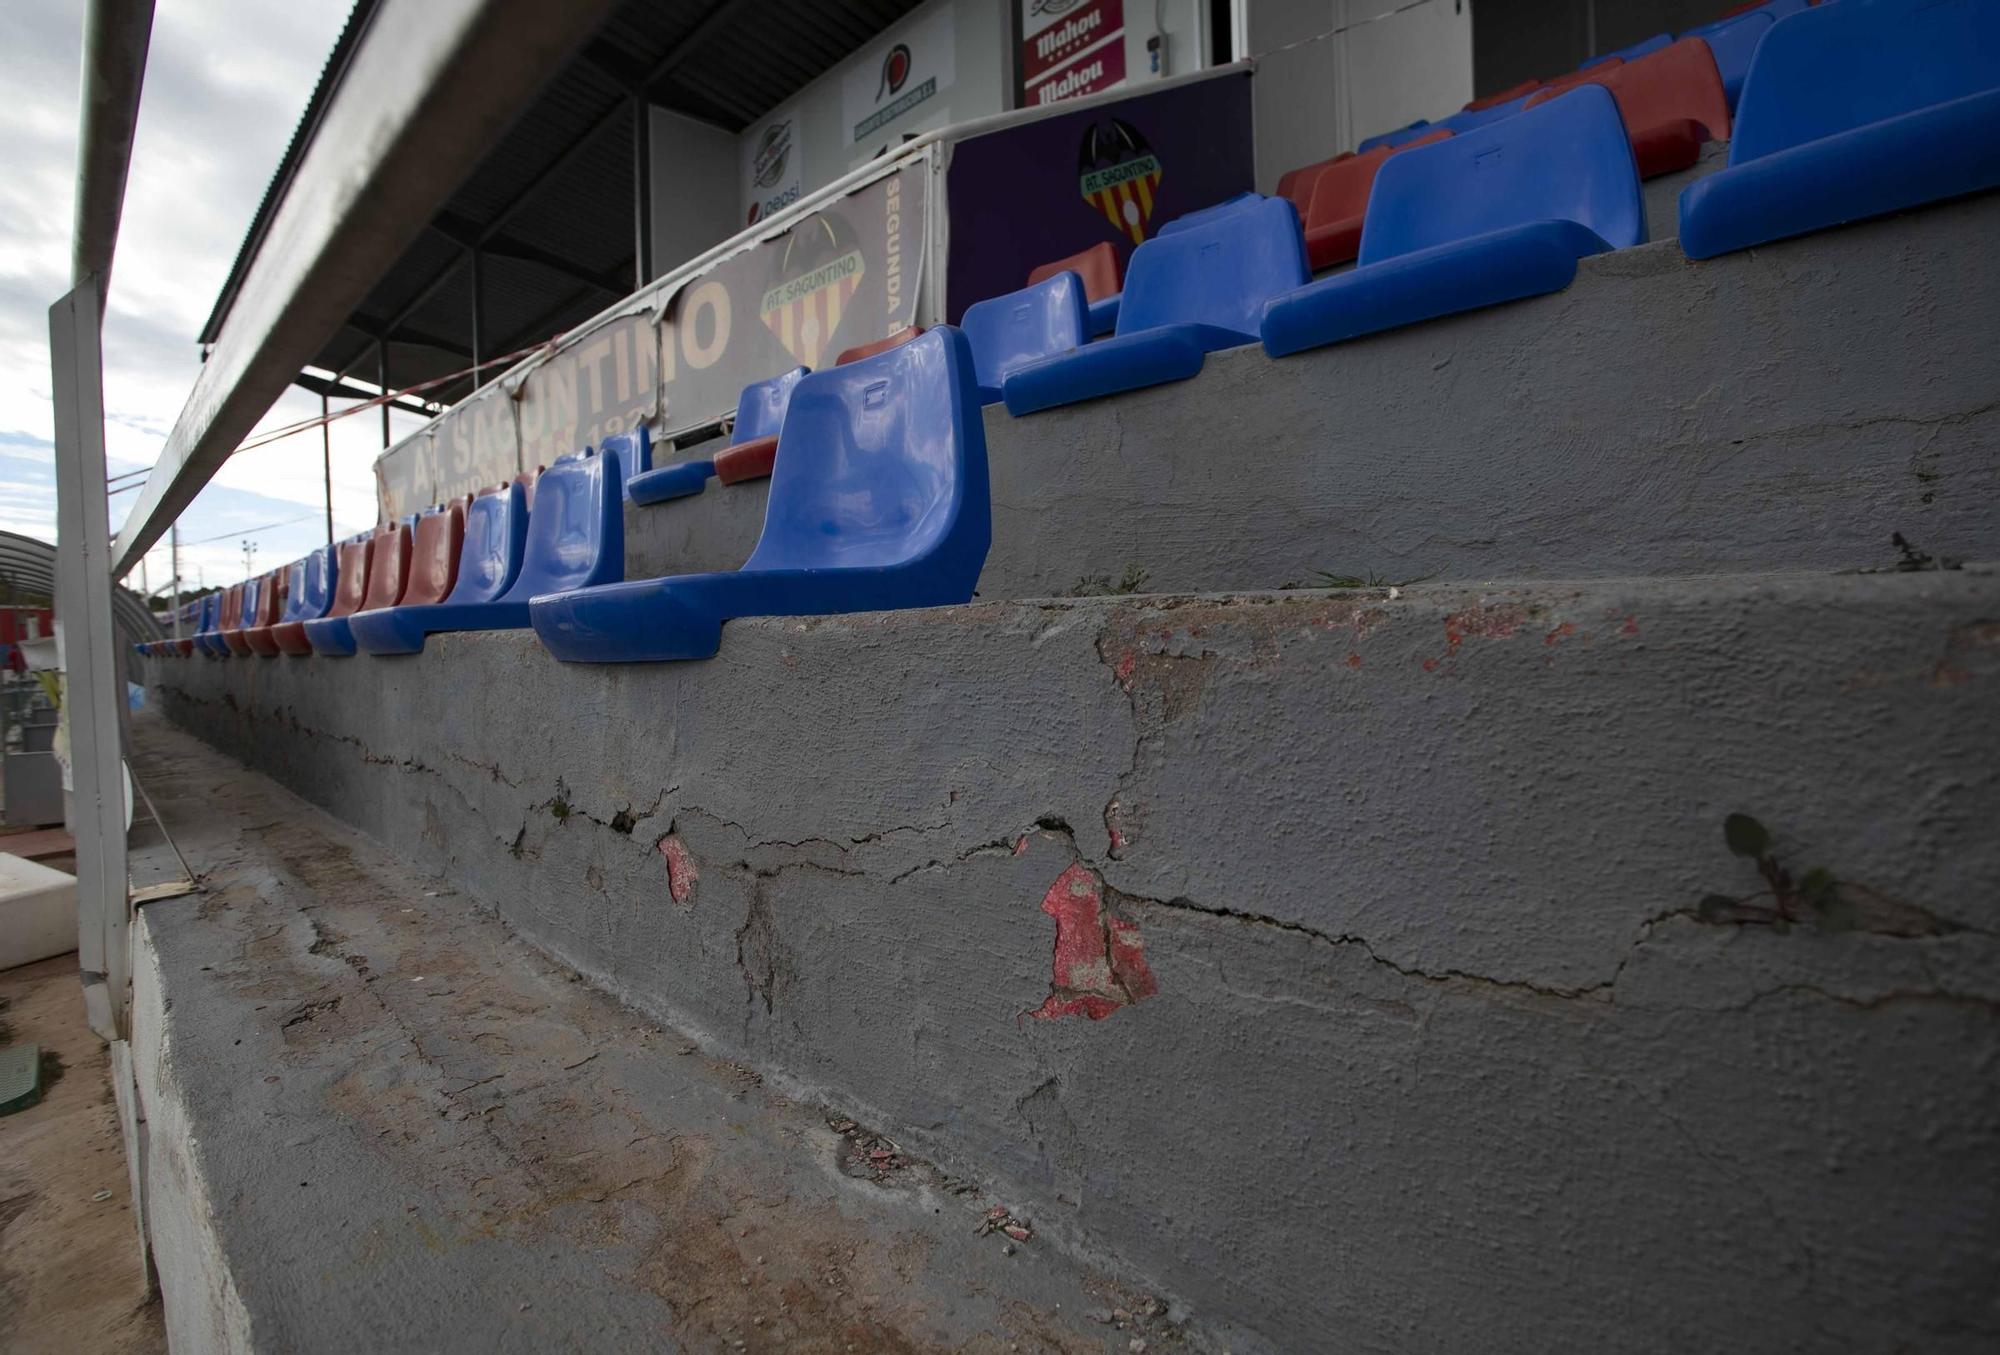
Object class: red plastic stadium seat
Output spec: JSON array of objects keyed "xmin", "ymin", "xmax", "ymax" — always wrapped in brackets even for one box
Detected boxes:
[
  {"xmin": 360, "ymin": 523, "xmax": 413, "ymax": 613},
  {"xmin": 207, "ymin": 583, "xmax": 242, "ymax": 655},
  {"xmin": 713, "ymin": 435, "xmax": 779, "ymax": 485},
  {"xmin": 1029, "ymin": 242, "xmax": 1126, "ymax": 335},
  {"xmin": 279, "ymin": 537, "xmax": 371, "ymax": 654},
  {"xmin": 1466, "ymin": 78, "xmax": 1541, "ymax": 112},
  {"xmin": 1529, "ymin": 37, "xmax": 1731, "ymax": 178},
  {"xmin": 402, "ymin": 502, "xmax": 466, "ymax": 607},
  {"xmin": 242, "ymin": 569, "xmax": 288, "ymax": 656},
  {"xmin": 1284, "ymin": 128, "xmax": 1453, "ymax": 272},
  {"xmin": 1028, "ymin": 241, "xmax": 1124, "ymax": 304},
  {"xmin": 1276, "ymin": 153, "xmax": 1349, "ymax": 208},
  {"xmin": 514, "ymin": 467, "xmax": 543, "ymax": 510},
  {"xmin": 222, "ymin": 579, "xmax": 258, "ymax": 655},
  {"xmin": 835, "ymin": 326, "xmax": 924, "ymax": 367}
]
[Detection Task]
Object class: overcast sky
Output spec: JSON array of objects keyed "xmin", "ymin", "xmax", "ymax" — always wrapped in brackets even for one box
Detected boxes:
[{"xmin": 0, "ymin": 0, "xmax": 429, "ymax": 595}]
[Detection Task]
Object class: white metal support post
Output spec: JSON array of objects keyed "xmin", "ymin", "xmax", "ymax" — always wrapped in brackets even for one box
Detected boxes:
[{"xmin": 50, "ymin": 276, "xmax": 131, "ymax": 1042}]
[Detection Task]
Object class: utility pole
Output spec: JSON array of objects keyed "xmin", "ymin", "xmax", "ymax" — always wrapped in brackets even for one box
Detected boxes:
[
  {"xmin": 322, "ymin": 391, "xmax": 334, "ymax": 544},
  {"xmin": 169, "ymin": 522, "xmax": 181, "ymax": 639},
  {"xmin": 241, "ymin": 538, "xmax": 255, "ymax": 576}
]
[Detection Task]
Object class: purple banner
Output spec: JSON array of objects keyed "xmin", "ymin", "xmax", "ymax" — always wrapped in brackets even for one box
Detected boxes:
[{"xmin": 943, "ymin": 71, "xmax": 1255, "ymax": 322}]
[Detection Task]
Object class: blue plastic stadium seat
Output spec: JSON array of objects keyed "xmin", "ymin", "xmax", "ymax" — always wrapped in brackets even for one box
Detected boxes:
[
  {"xmin": 530, "ymin": 328, "xmax": 990, "ymax": 664},
  {"xmin": 1357, "ymin": 119, "xmax": 1434, "ymax": 154},
  {"xmin": 1679, "ymin": 0, "xmax": 2000, "ymax": 261},
  {"xmin": 1262, "ymin": 85, "xmax": 1643, "ymax": 358},
  {"xmin": 961, "ymin": 273, "xmax": 1090, "ymax": 404},
  {"xmin": 628, "ymin": 371, "xmax": 801, "ymax": 506},
  {"xmin": 1684, "ymin": 10, "xmax": 1777, "ymax": 108},
  {"xmin": 349, "ymin": 483, "xmax": 533, "ymax": 654},
  {"xmin": 191, "ymin": 593, "xmax": 223, "ymax": 656},
  {"xmin": 272, "ymin": 546, "xmax": 336, "ymax": 655},
  {"xmin": 445, "ymin": 428, "xmax": 633, "ymax": 632},
  {"xmin": 1028, "ymin": 242, "xmax": 1124, "ymax": 338},
  {"xmin": 1156, "ymin": 191, "xmax": 1262, "ymax": 235},
  {"xmin": 1002, "ymin": 195, "xmax": 1309, "ymax": 415},
  {"xmin": 1436, "ymin": 92, "xmax": 1537, "ymax": 136},
  {"xmin": 1582, "ymin": 33, "xmax": 1672, "ymax": 68},
  {"xmin": 627, "ymin": 458, "xmax": 714, "ymax": 504}
]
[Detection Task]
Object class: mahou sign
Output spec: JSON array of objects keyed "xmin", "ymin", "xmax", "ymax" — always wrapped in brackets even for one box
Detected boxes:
[{"xmin": 1022, "ymin": 0, "xmax": 1126, "ymax": 105}]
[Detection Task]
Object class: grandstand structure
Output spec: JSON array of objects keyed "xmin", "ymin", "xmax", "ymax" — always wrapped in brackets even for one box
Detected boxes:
[{"xmin": 43, "ymin": 0, "xmax": 2000, "ymax": 1348}]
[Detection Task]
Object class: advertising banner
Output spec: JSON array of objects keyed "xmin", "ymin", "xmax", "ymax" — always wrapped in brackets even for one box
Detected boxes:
[
  {"xmin": 942, "ymin": 69, "xmax": 1254, "ymax": 321},
  {"xmin": 375, "ymin": 427, "xmax": 433, "ymax": 522},
  {"xmin": 742, "ymin": 104, "xmax": 802, "ymax": 228},
  {"xmin": 433, "ymin": 379, "xmax": 520, "ymax": 500},
  {"xmin": 1022, "ymin": 0, "xmax": 1127, "ymax": 104},
  {"xmin": 844, "ymin": 5, "xmax": 956, "ymax": 149},
  {"xmin": 516, "ymin": 311, "xmax": 660, "ymax": 471},
  {"xmin": 657, "ymin": 163, "xmax": 926, "ymax": 436},
  {"xmin": 1027, "ymin": 40, "xmax": 1126, "ymax": 106}
]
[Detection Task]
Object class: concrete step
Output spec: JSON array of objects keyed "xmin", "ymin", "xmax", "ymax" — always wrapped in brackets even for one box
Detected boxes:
[
  {"xmin": 147, "ymin": 564, "xmax": 2000, "ymax": 1352},
  {"xmin": 629, "ymin": 191, "xmax": 1999, "ymax": 599},
  {"xmin": 127, "ymin": 717, "xmax": 1189, "ymax": 1353}
]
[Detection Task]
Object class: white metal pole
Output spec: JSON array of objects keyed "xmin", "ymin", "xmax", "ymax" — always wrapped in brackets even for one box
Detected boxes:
[{"xmin": 49, "ymin": 276, "xmax": 131, "ymax": 1042}]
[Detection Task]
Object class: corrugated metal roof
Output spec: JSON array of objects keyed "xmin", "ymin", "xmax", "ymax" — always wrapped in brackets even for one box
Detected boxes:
[{"xmin": 203, "ymin": 0, "xmax": 929, "ymax": 415}]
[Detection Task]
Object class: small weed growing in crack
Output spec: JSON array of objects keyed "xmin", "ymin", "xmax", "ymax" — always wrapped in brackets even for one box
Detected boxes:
[
  {"xmin": 1067, "ymin": 564, "xmax": 1150, "ymax": 597},
  {"xmin": 1890, "ymin": 531, "xmax": 1960, "ymax": 573},
  {"xmin": 609, "ymin": 808, "xmax": 637, "ymax": 835},
  {"xmin": 1698, "ymin": 813, "xmax": 1852, "ymax": 933},
  {"xmin": 546, "ymin": 777, "xmax": 573, "ymax": 822},
  {"xmin": 1310, "ymin": 569, "xmax": 1437, "ymax": 590}
]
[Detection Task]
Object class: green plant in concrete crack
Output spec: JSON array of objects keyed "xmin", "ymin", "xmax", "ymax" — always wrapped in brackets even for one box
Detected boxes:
[
  {"xmin": 1890, "ymin": 531, "xmax": 1960, "ymax": 573},
  {"xmin": 546, "ymin": 777, "xmax": 573, "ymax": 822},
  {"xmin": 1067, "ymin": 564, "xmax": 1150, "ymax": 597},
  {"xmin": 1698, "ymin": 813, "xmax": 1854, "ymax": 933},
  {"xmin": 1309, "ymin": 569, "xmax": 1436, "ymax": 590}
]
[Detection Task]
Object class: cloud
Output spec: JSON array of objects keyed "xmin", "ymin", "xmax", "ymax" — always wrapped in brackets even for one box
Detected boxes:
[{"xmin": 0, "ymin": 0, "xmax": 372, "ymax": 582}]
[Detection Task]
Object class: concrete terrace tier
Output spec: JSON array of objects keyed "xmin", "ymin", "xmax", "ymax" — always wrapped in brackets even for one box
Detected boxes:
[
  {"xmin": 628, "ymin": 191, "xmax": 1999, "ymax": 598},
  {"xmin": 126, "ymin": 717, "xmax": 1179, "ymax": 1354},
  {"xmin": 147, "ymin": 569, "xmax": 2000, "ymax": 1352}
]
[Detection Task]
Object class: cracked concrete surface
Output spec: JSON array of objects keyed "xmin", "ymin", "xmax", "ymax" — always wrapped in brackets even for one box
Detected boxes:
[
  {"xmin": 126, "ymin": 718, "xmax": 1185, "ymax": 1354},
  {"xmin": 146, "ymin": 566, "xmax": 2000, "ymax": 1352}
]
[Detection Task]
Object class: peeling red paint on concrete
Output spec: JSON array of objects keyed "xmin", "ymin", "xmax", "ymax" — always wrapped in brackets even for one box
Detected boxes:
[
  {"xmin": 1105, "ymin": 916, "xmax": 1159, "ymax": 1003},
  {"xmin": 660, "ymin": 835, "xmax": 698, "ymax": 905},
  {"xmin": 1444, "ymin": 602, "xmax": 1530, "ymax": 650},
  {"xmin": 1104, "ymin": 797, "xmax": 1131, "ymax": 855},
  {"xmin": 1030, "ymin": 863, "xmax": 1158, "ymax": 1021},
  {"xmin": 1621, "ymin": 615, "xmax": 1641, "ymax": 636},
  {"xmin": 1425, "ymin": 601, "xmax": 1532, "ymax": 672},
  {"xmin": 1013, "ymin": 835, "xmax": 1029, "ymax": 856},
  {"xmin": 1544, "ymin": 621, "xmax": 1577, "ymax": 646},
  {"xmin": 1346, "ymin": 652, "xmax": 1363, "ymax": 669},
  {"xmin": 1113, "ymin": 650, "xmax": 1137, "ymax": 689}
]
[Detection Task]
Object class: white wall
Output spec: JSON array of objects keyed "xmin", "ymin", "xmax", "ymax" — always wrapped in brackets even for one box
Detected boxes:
[
  {"xmin": 732, "ymin": 0, "xmax": 1010, "ymax": 227},
  {"xmin": 1241, "ymin": 0, "xmax": 1473, "ymax": 191},
  {"xmin": 648, "ymin": 107, "xmax": 741, "ymax": 277},
  {"xmin": 732, "ymin": 0, "xmax": 1211, "ymax": 223}
]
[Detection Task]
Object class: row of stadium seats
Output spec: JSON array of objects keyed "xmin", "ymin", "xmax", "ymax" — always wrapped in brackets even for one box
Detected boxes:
[
  {"xmin": 985, "ymin": 0, "xmax": 1998, "ymax": 409},
  {"xmin": 141, "ymin": 329, "xmax": 990, "ymax": 665},
  {"xmin": 139, "ymin": 0, "xmax": 1993, "ymax": 669}
]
